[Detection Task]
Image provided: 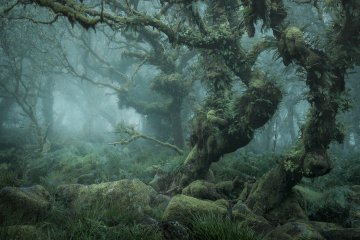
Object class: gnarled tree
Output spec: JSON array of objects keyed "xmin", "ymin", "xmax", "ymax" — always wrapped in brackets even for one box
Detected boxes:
[{"xmin": 8, "ymin": 0, "xmax": 360, "ymax": 215}]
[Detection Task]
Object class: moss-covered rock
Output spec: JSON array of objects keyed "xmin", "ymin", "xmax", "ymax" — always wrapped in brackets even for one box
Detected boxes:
[
  {"xmin": 55, "ymin": 179, "xmax": 157, "ymax": 224},
  {"xmin": 0, "ymin": 225, "xmax": 46, "ymax": 240},
  {"xmin": 162, "ymin": 195, "xmax": 228, "ymax": 225},
  {"xmin": 215, "ymin": 180, "xmax": 235, "ymax": 196},
  {"xmin": 310, "ymin": 221, "xmax": 360, "ymax": 240},
  {"xmin": 182, "ymin": 180, "xmax": 221, "ymax": 200},
  {"xmin": 233, "ymin": 202, "xmax": 274, "ymax": 235},
  {"xmin": 264, "ymin": 221, "xmax": 325, "ymax": 240},
  {"xmin": 0, "ymin": 185, "xmax": 51, "ymax": 224}
]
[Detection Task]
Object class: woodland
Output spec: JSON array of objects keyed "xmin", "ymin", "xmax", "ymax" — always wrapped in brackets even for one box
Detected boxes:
[{"xmin": 0, "ymin": 0, "xmax": 359, "ymax": 239}]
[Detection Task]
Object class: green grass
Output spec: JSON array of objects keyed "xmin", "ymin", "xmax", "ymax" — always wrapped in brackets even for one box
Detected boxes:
[{"xmin": 189, "ymin": 214, "xmax": 258, "ymax": 240}]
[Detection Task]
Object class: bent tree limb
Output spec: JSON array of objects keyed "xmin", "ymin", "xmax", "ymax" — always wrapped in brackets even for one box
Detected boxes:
[{"xmin": 111, "ymin": 125, "xmax": 184, "ymax": 155}]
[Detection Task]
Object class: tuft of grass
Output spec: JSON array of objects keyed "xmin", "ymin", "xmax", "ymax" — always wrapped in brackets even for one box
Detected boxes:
[
  {"xmin": 43, "ymin": 218, "xmax": 162, "ymax": 240},
  {"xmin": 189, "ymin": 214, "xmax": 258, "ymax": 240}
]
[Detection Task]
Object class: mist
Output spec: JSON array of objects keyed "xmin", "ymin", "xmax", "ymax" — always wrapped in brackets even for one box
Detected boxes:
[{"xmin": 1, "ymin": 0, "xmax": 360, "ymax": 239}]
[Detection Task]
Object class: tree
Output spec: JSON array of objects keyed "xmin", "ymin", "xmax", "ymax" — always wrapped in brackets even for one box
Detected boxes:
[
  {"xmin": 0, "ymin": 15, "xmax": 57, "ymax": 151},
  {"xmin": 7, "ymin": 0, "xmax": 360, "ymax": 215}
]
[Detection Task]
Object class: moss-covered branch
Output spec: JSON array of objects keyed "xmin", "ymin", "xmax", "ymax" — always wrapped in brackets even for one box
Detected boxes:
[{"xmin": 241, "ymin": 0, "xmax": 360, "ymax": 214}]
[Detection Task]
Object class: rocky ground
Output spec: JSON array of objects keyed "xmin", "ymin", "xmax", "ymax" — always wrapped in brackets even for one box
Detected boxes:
[
  {"xmin": 1, "ymin": 177, "xmax": 359, "ymax": 239},
  {"xmin": 0, "ymin": 143, "xmax": 359, "ymax": 239}
]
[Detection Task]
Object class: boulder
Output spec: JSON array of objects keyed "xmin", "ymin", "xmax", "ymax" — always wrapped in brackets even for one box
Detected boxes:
[
  {"xmin": 182, "ymin": 180, "xmax": 221, "ymax": 200},
  {"xmin": 162, "ymin": 194, "xmax": 228, "ymax": 225},
  {"xmin": 264, "ymin": 221, "xmax": 325, "ymax": 240},
  {"xmin": 311, "ymin": 221, "xmax": 360, "ymax": 240},
  {"xmin": 0, "ymin": 185, "xmax": 51, "ymax": 224},
  {"xmin": 55, "ymin": 179, "xmax": 157, "ymax": 224},
  {"xmin": 233, "ymin": 202, "xmax": 274, "ymax": 235},
  {"xmin": 164, "ymin": 194, "xmax": 273, "ymax": 237}
]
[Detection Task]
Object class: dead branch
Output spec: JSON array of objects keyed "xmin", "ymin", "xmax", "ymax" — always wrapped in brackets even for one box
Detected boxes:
[{"xmin": 110, "ymin": 125, "xmax": 184, "ymax": 155}]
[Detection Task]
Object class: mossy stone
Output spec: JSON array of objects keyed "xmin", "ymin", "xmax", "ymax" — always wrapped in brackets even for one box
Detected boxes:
[
  {"xmin": 0, "ymin": 185, "xmax": 51, "ymax": 224},
  {"xmin": 162, "ymin": 194, "xmax": 228, "ymax": 225},
  {"xmin": 182, "ymin": 180, "xmax": 221, "ymax": 200},
  {"xmin": 56, "ymin": 179, "xmax": 157, "ymax": 224}
]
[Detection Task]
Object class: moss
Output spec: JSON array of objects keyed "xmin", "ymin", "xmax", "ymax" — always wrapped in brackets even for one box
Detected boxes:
[
  {"xmin": 56, "ymin": 179, "xmax": 157, "ymax": 225},
  {"xmin": 163, "ymin": 195, "xmax": 228, "ymax": 226},
  {"xmin": 150, "ymin": 73, "xmax": 190, "ymax": 98},
  {"xmin": 0, "ymin": 185, "xmax": 51, "ymax": 225},
  {"xmin": 215, "ymin": 181, "xmax": 234, "ymax": 196},
  {"xmin": 182, "ymin": 180, "xmax": 221, "ymax": 200}
]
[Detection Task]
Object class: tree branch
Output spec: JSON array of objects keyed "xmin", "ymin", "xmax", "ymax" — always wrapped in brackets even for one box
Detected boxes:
[{"xmin": 111, "ymin": 125, "xmax": 184, "ymax": 155}]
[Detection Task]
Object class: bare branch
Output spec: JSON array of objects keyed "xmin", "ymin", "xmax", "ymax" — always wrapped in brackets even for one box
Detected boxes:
[{"xmin": 111, "ymin": 125, "xmax": 184, "ymax": 155}]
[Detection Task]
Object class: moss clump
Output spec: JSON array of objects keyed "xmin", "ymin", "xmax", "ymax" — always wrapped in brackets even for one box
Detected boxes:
[
  {"xmin": 285, "ymin": 27, "xmax": 305, "ymax": 55},
  {"xmin": 151, "ymin": 73, "xmax": 190, "ymax": 98}
]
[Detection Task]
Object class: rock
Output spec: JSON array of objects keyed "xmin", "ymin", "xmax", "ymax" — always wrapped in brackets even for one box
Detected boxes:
[
  {"xmin": 162, "ymin": 194, "xmax": 228, "ymax": 225},
  {"xmin": 56, "ymin": 179, "xmax": 157, "ymax": 224},
  {"xmin": 264, "ymin": 221, "xmax": 325, "ymax": 240},
  {"xmin": 0, "ymin": 225, "xmax": 46, "ymax": 240},
  {"xmin": 233, "ymin": 202, "xmax": 274, "ymax": 235},
  {"xmin": 310, "ymin": 221, "xmax": 360, "ymax": 240},
  {"xmin": 0, "ymin": 185, "xmax": 51, "ymax": 224},
  {"xmin": 163, "ymin": 195, "xmax": 274, "ymax": 237},
  {"xmin": 182, "ymin": 180, "xmax": 221, "ymax": 200},
  {"xmin": 215, "ymin": 181, "xmax": 234, "ymax": 196},
  {"xmin": 149, "ymin": 172, "xmax": 172, "ymax": 192},
  {"xmin": 160, "ymin": 220, "xmax": 189, "ymax": 240}
]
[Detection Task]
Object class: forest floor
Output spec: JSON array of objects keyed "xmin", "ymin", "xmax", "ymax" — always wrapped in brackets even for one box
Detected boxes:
[{"xmin": 0, "ymin": 138, "xmax": 359, "ymax": 239}]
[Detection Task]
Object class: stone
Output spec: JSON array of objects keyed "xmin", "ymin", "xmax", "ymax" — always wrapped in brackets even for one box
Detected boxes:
[
  {"xmin": 311, "ymin": 221, "xmax": 360, "ymax": 240},
  {"xmin": 234, "ymin": 202, "xmax": 274, "ymax": 236},
  {"xmin": 162, "ymin": 194, "xmax": 227, "ymax": 225},
  {"xmin": 0, "ymin": 185, "xmax": 51, "ymax": 224},
  {"xmin": 55, "ymin": 179, "xmax": 157, "ymax": 224},
  {"xmin": 264, "ymin": 221, "xmax": 325, "ymax": 240},
  {"xmin": 182, "ymin": 180, "xmax": 221, "ymax": 200}
]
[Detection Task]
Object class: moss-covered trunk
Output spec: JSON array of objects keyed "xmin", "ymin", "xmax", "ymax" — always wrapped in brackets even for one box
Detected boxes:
[{"xmin": 178, "ymin": 72, "xmax": 282, "ymax": 188}]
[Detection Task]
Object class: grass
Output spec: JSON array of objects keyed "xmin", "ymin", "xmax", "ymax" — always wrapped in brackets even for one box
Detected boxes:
[{"xmin": 189, "ymin": 213, "xmax": 258, "ymax": 240}]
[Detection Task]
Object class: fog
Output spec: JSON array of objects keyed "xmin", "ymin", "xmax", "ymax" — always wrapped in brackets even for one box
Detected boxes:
[{"xmin": 0, "ymin": 1, "xmax": 360, "ymax": 239}]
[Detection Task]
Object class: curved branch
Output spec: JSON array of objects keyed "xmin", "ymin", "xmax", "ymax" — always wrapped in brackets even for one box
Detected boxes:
[{"xmin": 111, "ymin": 126, "xmax": 184, "ymax": 155}]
